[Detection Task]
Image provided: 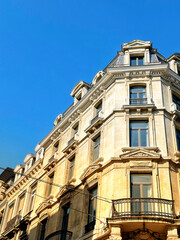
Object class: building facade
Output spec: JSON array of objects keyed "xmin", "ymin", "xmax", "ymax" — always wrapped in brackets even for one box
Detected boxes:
[{"xmin": 0, "ymin": 40, "xmax": 180, "ymax": 240}]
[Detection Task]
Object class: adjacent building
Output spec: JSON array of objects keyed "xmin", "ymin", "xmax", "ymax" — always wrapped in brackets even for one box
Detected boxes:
[{"xmin": 0, "ymin": 40, "xmax": 180, "ymax": 240}]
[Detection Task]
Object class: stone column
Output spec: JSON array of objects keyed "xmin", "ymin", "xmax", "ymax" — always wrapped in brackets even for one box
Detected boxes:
[
  {"xmin": 109, "ymin": 226, "xmax": 122, "ymax": 240},
  {"xmin": 167, "ymin": 226, "xmax": 178, "ymax": 240}
]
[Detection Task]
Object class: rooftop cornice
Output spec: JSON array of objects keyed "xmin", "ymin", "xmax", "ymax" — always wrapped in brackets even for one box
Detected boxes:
[
  {"xmin": 6, "ymin": 159, "xmax": 42, "ymax": 197},
  {"xmin": 35, "ymin": 63, "xmax": 180, "ymax": 151},
  {"xmin": 35, "ymin": 73, "xmax": 110, "ymax": 150}
]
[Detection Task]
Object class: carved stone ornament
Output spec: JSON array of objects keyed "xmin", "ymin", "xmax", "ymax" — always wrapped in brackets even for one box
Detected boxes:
[
  {"xmin": 120, "ymin": 148, "xmax": 161, "ymax": 160},
  {"xmin": 35, "ymin": 200, "xmax": 52, "ymax": 216},
  {"xmin": 56, "ymin": 184, "xmax": 75, "ymax": 200},
  {"xmin": 80, "ymin": 162, "xmax": 102, "ymax": 183},
  {"xmin": 130, "ymin": 161, "xmax": 152, "ymax": 168}
]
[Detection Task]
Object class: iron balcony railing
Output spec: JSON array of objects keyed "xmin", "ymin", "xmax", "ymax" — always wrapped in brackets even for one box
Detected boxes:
[
  {"xmin": 130, "ymin": 98, "xmax": 147, "ymax": 105},
  {"xmin": 112, "ymin": 198, "xmax": 175, "ymax": 219},
  {"xmin": 5, "ymin": 215, "xmax": 21, "ymax": 232},
  {"xmin": 85, "ymin": 220, "xmax": 96, "ymax": 233},
  {"xmin": 45, "ymin": 230, "xmax": 72, "ymax": 240}
]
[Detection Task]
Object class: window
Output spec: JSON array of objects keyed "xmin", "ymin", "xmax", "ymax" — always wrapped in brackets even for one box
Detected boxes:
[
  {"xmin": 130, "ymin": 56, "xmax": 144, "ymax": 66},
  {"xmin": 69, "ymin": 156, "xmax": 75, "ymax": 180},
  {"xmin": 130, "ymin": 121, "xmax": 148, "ymax": 147},
  {"xmin": 172, "ymin": 94, "xmax": 180, "ymax": 111},
  {"xmin": 29, "ymin": 184, "xmax": 37, "ymax": 211},
  {"xmin": 130, "ymin": 86, "xmax": 146, "ymax": 105},
  {"xmin": 95, "ymin": 101, "xmax": 102, "ymax": 116},
  {"xmin": 131, "ymin": 174, "xmax": 152, "ymax": 213},
  {"xmin": 17, "ymin": 193, "xmax": 25, "ymax": 216},
  {"xmin": 85, "ymin": 186, "xmax": 97, "ymax": 233},
  {"xmin": 7, "ymin": 203, "xmax": 14, "ymax": 222},
  {"xmin": 93, "ymin": 135, "xmax": 100, "ymax": 162},
  {"xmin": 54, "ymin": 141, "xmax": 59, "ymax": 153},
  {"xmin": 176, "ymin": 129, "xmax": 180, "ymax": 151},
  {"xmin": 47, "ymin": 174, "xmax": 54, "ymax": 197},
  {"xmin": 61, "ymin": 203, "xmax": 70, "ymax": 240},
  {"xmin": 40, "ymin": 218, "xmax": 47, "ymax": 240},
  {"xmin": 73, "ymin": 123, "xmax": 79, "ymax": 136}
]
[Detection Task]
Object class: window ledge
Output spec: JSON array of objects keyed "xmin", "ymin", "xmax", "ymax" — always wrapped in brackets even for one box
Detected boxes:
[
  {"xmin": 68, "ymin": 177, "xmax": 76, "ymax": 185},
  {"xmin": 122, "ymin": 147, "xmax": 159, "ymax": 152},
  {"xmin": 122, "ymin": 104, "xmax": 155, "ymax": 110}
]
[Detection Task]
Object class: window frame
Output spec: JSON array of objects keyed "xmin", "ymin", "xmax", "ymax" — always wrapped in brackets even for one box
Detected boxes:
[
  {"xmin": 47, "ymin": 173, "xmax": 54, "ymax": 197},
  {"xmin": 68, "ymin": 156, "xmax": 75, "ymax": 180},
  {"xmin": 130, "ymin": 56, "xmax": 144, "ymax": 66},
  {"xmin": 93, "ymin": 135, "xmax": 101, "ymax": 162},
  {"xmin": 130, "ymin": 85, "xmax": 147, "ymax": 105},
  {"xmin": 130, "ymin": 120, "xmax": 149, "ymax": 147}
]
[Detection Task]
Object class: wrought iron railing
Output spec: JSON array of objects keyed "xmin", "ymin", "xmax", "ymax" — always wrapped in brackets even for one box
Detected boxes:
[
  {"xmin": 85, "ymin": 220, "xmax": 96, "ymax": 233},
  {"xmin": 112, "ymin": 198, "xmax": 175, "ymax": 219},
  {"xmin": 130, "ymin": 98, "xmax": 147, "ymax": 105},
  {"xmin": 45, "ymin": 229, "xmax": 72, "ymax": 240},
  {"xmin": 5, "ymin": 215, "xmax": 21, "ymax": 232}
]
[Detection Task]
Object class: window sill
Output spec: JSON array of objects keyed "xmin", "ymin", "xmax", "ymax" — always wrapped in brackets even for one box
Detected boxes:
[
  {"xmin": 67, "ymin": 177, "xmax": 76, "ymax": 185},
  {"xmin": 122, "ymin": 146, "xmax": 159, "ymax": 152}
]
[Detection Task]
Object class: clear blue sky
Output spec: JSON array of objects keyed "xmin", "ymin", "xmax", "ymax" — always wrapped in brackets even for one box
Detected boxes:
[{"xmin": 0, "ymin": 0, "xmax": 179, "ymax": 170}]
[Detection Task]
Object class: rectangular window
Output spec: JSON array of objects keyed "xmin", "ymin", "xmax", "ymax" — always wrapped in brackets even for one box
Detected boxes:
[
  {"xmin": 130, "ymin": 121, "xmax": 148, "ymax": 147},
  {"xmin": 172, "ymin": 94, "xmax": 180, "ymax": 111},
  {"xmin": 130, "ymin": 56, "xmax": 144, "ymax": 66},
  {"xmin": 69, "ymin": 156, "xmax": 75, "ymax": 180},
  {"xmin": 29, "ymin": 184, "xmax": 37, "ymax": 211},
  {"xmin": 176, "ymin": 129, "xmax": 180, "ymax": 151},
  {"xmin": 93, "ymin": 135, "xmax": 100, "ymax": 162},
  {"xmin": 61, "ymin": 203, "xmax": 70, "ymax": 240},
  {"xmin": 131, "ymin": 174, "xmax": 152, "ymax": 213},
  {"xmin": 96, "ymin": 102, "xmax": 102, "ymax": 116},
  {"xmin": 85, "ymin": 186, "xmax": 97, "ymax": 233},
  {"xmin": 7, "ymin": 203, "xmax": 14, "ymax": 222},
  {"xmin": 40, "ymin": 218, "xmax": 47, "ymax": 240},
  {"xmin": 17, "ymin": 193, "xmax": 25, "ymax": 216},
  {"xmin": 54, "ymin": 141, "xmax": 59, "ymax": 153},
  {"xmin": 73, "ymin": 124, "xmax": 79, "ymax": 135},
  {"xmin": 130, "ymin": 86, "xmax": 147, "ymax": 105},
  {"xmin": 47, "ymin": 174, "xmax": 54, "ymax": 197}
]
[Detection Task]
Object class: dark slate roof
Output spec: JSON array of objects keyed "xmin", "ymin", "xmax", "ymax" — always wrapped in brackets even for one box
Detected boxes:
[{"xmin": 0, "ymin": 167, "xmax": 15, "ymax": 183}]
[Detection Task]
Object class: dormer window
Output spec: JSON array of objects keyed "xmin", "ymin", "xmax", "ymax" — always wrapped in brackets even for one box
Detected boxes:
[
  {"xmin": 76, "ymin": 93, "xmax": 82, "ymax": 101},
  {"xmin": 130, "ymin": 56, "xmax": 144, "ymax": 66}
]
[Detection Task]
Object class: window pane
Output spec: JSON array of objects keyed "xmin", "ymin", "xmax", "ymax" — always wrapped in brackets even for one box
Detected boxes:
[
  {"xmin": 96, "ymin": 102, "xmax": 102, "ymax": 114},
  {"xmin": 131, "ymin": 184, "xmax": 140, "ymax": 198},
  {"xmin": 130, "ymin": 93, "xmax": 137, "ymax": 99},
  {"xmin": 130, "ymin": 129, "xmax": 139, "ymax": 147},
  {"xmin": 88, "ymin": 187, "xmax": 97, "ymax": 223},
  {"xmin": 130, "ymin": 57, "xmax": 136, "ymax": 66},
  {"xmin": 138, "ymin": 57, "xmax": 144, "ymax": 65},
  {"xmin": 130, "ymin": 121, "xmax": 148, "ymax": 128},
  {"xmin": 131, "ymin": 174, "xmax": 152, "ymax": 183},
  {"xmin": 176, "ymin": 129, "xmax": 180, "ymax": 151},
  {"xmin": 140, "ymin": 129, "xmax": 148, "ymax": 146},
  {"xmin": 143, "ymin": 184, "xmax": 152, "ymax": 198}
]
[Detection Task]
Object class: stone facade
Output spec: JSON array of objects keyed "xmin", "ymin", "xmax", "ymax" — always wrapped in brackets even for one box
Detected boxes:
[{"xmin": 0, "ymin": 40, "xmax": 180, "ymax": 240}]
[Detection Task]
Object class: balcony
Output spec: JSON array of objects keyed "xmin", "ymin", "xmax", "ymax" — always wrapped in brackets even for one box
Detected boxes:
[
  {"xmin": 112, "ymin": 198, "xmax": 175, "ymax": 220},
  {"xmin": 5, "ymin": 215, "xmax": 21, "ymax": 232},
  {"xmin": 45, "ymin": 229, "xmax": 72, "ymax": 240},
  {"xmin": 85, "ymin": 111, "xmax": 104, "ymax": 134},
  {"xmin": 62, "ymin": 134, "xmax": 79, "ymax": 155}
]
